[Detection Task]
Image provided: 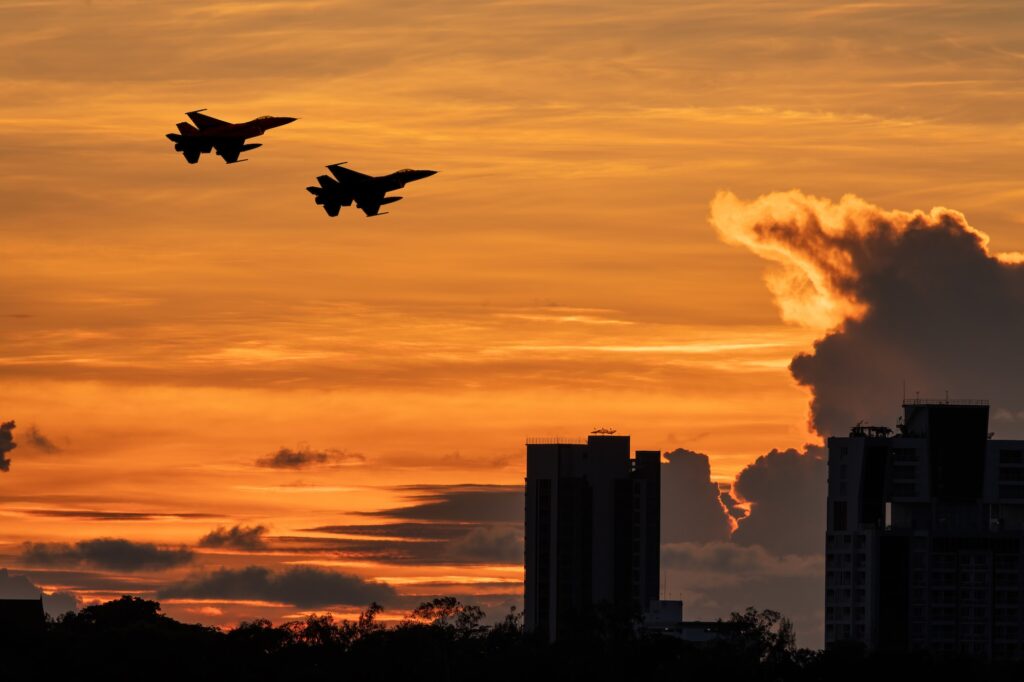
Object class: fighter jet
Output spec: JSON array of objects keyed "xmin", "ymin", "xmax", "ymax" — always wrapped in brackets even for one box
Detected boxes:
[
  {"xmin": 165, "ymin": 110, "xmax": 296, "ymax": 164},
  {"xmin": 306, "ymin": 163, "xmax": 437, "ymax": 217}
]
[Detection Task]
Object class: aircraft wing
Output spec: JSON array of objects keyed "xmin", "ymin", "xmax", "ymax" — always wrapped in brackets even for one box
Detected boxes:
[
  {"xmin": 355, "ymin": 190, "xmax": 385, "ymax": 217},
  {"xmin": 214, "ymin": 139, "xmax": 244, "ymax": 164},
  {"xmin": 187, "ymin": 110, "xmax": 229, "ymax": 130},
  {"xmin": 328, "ymin": 164, "xmax": 372, "ymax": 183}
]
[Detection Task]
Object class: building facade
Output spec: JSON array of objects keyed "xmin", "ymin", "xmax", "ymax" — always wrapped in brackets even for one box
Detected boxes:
[
  {"xmin": 524, "ymin": 434, "xmax": 660, "ymax": 639},
  {"xmin": 826, "ymin": 400, "xmax": 1024, "ymax": 659}
]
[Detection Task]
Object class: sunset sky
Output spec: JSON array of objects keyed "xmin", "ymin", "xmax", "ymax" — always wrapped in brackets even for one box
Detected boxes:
[{"xmin": 2, "ymin": 0, "xmax": 1023, "ymax": 646}]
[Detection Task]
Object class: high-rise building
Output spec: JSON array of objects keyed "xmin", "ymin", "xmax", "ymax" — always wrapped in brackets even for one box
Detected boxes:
[
  {"xmin": 524, "ymin": 434, "xmax": 660, "ymax": 640},
  {"xmin": 825, "ymin": 400, "xmax": 1024, "ymax": 659}
]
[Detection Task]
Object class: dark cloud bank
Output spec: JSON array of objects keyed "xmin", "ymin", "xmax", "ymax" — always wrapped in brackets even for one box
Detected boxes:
[
  {"xmin": 21, "ymin": 539, "xmax": 193, "ymax": 572},
  {"xmin": 198, "ymin": 525, "xmax": 268, "ymax": 550},
  {"xmin": 160, "ymin": 566, "xmax": 395, "ymax": 609},
  {"xmin": 307, "ymin": 486, "xmax": 524, "ymax": 566},
  {"xmin": 361, "ymin": 485, "xmax": 522, "ymax": 523}
]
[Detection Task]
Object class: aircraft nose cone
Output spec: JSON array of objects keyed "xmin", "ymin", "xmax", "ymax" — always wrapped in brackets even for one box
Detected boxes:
[
  {"xmin": 265, "ymin": 116, "xmax": 297, "ymax": 128},
  {"xmin": 415, "ymin": 170, "xmax": 438, "ymax": 179}
]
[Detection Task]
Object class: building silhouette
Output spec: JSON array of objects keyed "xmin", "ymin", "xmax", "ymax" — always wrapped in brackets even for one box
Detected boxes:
[
  {"xmin": 826, "ymin": 400, "xmax": 1024, "ymax": 659},
  {"xmin": 524, "ymin": 434, "xmax": 660, "ymax": 639},
  {"xmin": 0, "ymin": 597, "xmax": 45, "ymax": 637}
]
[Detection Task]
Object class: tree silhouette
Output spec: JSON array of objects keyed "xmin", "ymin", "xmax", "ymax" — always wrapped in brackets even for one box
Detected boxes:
[{"xmin": 410, "ymin": 596, "xmax": 485, "ymax": 636}]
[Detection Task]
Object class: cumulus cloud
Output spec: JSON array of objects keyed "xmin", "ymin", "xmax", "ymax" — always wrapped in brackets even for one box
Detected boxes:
[
  {"xmin": 719, "ymin": 485, "xmax": 748, "ymax": 521},
  {"xmin": 731, "ymin": 446, "xmax": 826, "ymax": 556},
  {"xmin": 159, "ymin": 566, "xmax": 395, "ymax": 608},
  {"xmin": 198, "ymin": 524, "xmax": 268, "ymax": 550},
  {"xmin": 1, "ymin": 420, "xmax": 16, "ymax": 472},
  {"xmin": 256, "ymin": 446, "xmax": 364, "ymax": 469},
  {"xmin": 661, "ymin": 448, "xmax": 732, "ymax": 543},
  {"xmin": 0, "ymin": 568, "xmax": 80, "ymax": 618},
  {"xmin": 21, "ymin": 538, "xmax": 193, "ymax": 572},
  {"xmin": 711, "ymin": 190, "xmax": 1024, "ymax": 437}
]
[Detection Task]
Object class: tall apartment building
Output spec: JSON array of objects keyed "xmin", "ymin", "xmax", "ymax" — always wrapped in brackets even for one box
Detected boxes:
[
  {"xmin": 825, "ymin": 400, "xmax": 1024, "ymax": 659},
  {"xmin": 524, "ymin": 434, "xmax": 660, "ymax": 640}
]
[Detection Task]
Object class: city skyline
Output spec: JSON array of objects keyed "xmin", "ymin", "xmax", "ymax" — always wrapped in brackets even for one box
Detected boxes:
[{"xmin": 3, "ymin": 0, "xmax": 1024, "ymax": 650}]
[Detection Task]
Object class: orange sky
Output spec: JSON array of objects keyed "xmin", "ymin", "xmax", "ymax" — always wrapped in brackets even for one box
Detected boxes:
[{"xmin": 2, "ymin": 0, "xmax": 1023, "ymax": 636}]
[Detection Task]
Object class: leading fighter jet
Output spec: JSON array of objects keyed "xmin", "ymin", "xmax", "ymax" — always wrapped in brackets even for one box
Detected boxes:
[
  {"xmin": 165, "ymin": 110, "xmax": 296, "ymax": 164},
  {"xmin": 306, "ymin": 163, "xmax": 437, "ymax": 217}
]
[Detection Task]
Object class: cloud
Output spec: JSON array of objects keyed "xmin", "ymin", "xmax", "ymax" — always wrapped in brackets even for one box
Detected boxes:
[
  {"xmin": 0, "ymin": 422, "xmax": 59, "ymax": 472},
  {"xmin": 15, "ymin": 509, "xmax": 219, "ymax": 521},
  {"xmin": 0, "ymin": 421, "xmax": 16, "ymax": 472},
  {"xmin": 198, "ymin": 525, "xmax": 268, "ymax": 550},
  {"xmin": 663, "ymin": 541, "xmax": 822, "ymax": 578},
  {"xmin": 295, "ymin": 521, "xmax": 522, "ymax": 565},
  {"xmin": 730, "ymin": 446, "xmax": 826, "ymax": 556},
  {"xmin": 711, "ymin": 190, "xmax": 1024, "ymax": 438},
  {"xmin": 256, "ymin": 446, "xmax": 364, "ymax": 469},
  {"xmin": 719, "ymin": 485, "xmax": 748, "ymax": 521},
  {"xmin": 307, "ymin": 522, "xmax": 470, "ymax": 540},
  {"xmin": 24, "ymin": 425, "xmax": 60, "ymax": 453},
  {"xmin": 21, "ymin": 538, "xmax": 194, "ymax": 572},
  {"xmin": 0, "ymin": 568, "xmax": 80, "ymax": 618},
  {"xmin": 361, "ymin": 485, "xmax": 523, "ymax": 523},
  {"xmin": 661, "ymin": 448, "xmax": 733, "ymax": 543},
  {"xmin": 446, "ymin": 525, "xmax": 523, "ymax": 564},
  {"xmin": 159, "ymin": 566, "xmax": 396, "ymax": 608},
  {"xmin": 661, "ymin": 542, "xmax": 824, "ymax": 648}
]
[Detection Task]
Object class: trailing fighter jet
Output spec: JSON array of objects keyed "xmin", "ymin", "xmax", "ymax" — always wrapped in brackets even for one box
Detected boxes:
[
  {"xmin": 165, "ymin": 110, "xmax": 296, "ymax": 164},
  {"xmin": 306, "ymin": 163, "xmax": 437, "ymax": 217}
]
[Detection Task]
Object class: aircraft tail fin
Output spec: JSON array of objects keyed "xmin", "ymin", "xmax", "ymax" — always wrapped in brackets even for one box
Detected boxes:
[{"xmin": 176, "ymin": 121, "xmax": 199, "ymax": 136}]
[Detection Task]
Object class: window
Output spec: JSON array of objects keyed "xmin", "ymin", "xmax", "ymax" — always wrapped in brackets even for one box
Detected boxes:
[{"xmin": 1000, "ymin": 450, "xmax": 1024, "ymax": 465}]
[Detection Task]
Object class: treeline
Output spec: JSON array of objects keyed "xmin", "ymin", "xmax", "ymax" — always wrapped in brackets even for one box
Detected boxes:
[{"xmin": 2, "ymin": 596, "xmax": 1022, "ymax": 681}]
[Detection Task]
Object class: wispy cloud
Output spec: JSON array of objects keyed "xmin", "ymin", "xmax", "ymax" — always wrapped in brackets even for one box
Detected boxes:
[{"xmin": 256, "ymin": 446, "xmax": 364, "ymax": 469}]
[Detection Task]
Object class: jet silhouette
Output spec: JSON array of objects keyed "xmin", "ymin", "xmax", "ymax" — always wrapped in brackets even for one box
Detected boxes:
[
  {"xmin": 306, "ymin": 163, "xmax": 437, "ymax": 217},
  {"xmin": 165, "ymin": 110, "xmax": 296, "ymax": 164}
]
